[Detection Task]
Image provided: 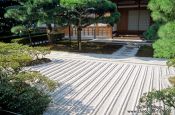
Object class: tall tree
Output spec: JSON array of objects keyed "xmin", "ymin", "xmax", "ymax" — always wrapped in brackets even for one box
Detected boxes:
[{"xmin": 60, "ymin": 0, "xmax": 120, "ymax": 50}]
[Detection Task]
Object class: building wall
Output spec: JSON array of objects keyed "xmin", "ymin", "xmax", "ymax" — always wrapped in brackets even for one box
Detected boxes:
[
  {"xmin": 111, "ymin": 0, "xmax": 151, "ymax": 35},
  {"xmin": 116, "ymin": 7, "xmax": 151, "ymax": 35}
]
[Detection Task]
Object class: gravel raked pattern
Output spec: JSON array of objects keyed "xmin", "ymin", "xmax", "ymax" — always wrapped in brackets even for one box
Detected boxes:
[{"xmin": 29, "ymin": 55, "xmax": 175, "ymax": 115}]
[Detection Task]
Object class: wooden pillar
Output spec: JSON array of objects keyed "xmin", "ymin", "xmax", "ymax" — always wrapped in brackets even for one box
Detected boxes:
[
  {"xmin": 96, "ymin": 24, "xmax": 99, "ymax": 36},
  {"xmin": 108, "ymin": 25, "xmax": 112, "ymax": 38}
]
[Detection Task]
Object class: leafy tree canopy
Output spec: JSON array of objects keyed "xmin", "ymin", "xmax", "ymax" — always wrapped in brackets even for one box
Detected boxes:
[
  {"xmin": 4, "ymin": 0, "xmax": 61, "ymax": 34},
  {"xmin": 148, "ymin": 0, "xmax": 175, "ymax": 22},
  {"xmin": 147, "ymin": 0, "xmax": 175, "ymax": 59}
]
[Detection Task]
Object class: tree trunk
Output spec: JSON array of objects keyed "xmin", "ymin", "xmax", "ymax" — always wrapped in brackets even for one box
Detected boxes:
[
  {"xmin": 77, "ymin": 27, "xmax": 82, "ymax": 51},
  {"xmin": 28, "ymin": 31, "xmax": 32, "ymax": 46},
  {"xmin": 69, "ymin": 24, "xmax": 71, "ymax": 47},
  {"xmin": 46, "ymin": 24, "xmax": 52, "ymax": 44}
]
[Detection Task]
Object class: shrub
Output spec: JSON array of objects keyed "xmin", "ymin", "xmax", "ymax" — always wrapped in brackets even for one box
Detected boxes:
[
  {"xmin": 0, "ymin": 43, "xmax": 32, "ymax": 71},
  {"xmin": 153, "ymin": 38, "xmax": 175, "ymax": 58},
  {"xmin": 0, "ymin": 41, "xmax": 55, "ymax": 115},
  {"xmin": 0, "ymin": 74, "xmax": 51, "ymax": 115},
  {"xmin": 15, "ymin": 71, "xmax": 57, "ymax": 92},
  {"xmin": 139, "ymin": 88, "xmax": 174, "ymax": 115},
  {"xmin": 143, "ymin": 22, "xmax": 161, "ymax": 40},
  {"xmin": 153, "ymin": 22, "xmax": 175, "ymax": 58},
  {"xmin": 0, "ymin": 42, "xmax": 51, "ymax": 70},
  {"xmin": 29, "ymin": 46, "xmax": 51, "ymax": 60},
  {"xmin": 0, "ymin": 58, "xmax": 56, "ymax": 115}
]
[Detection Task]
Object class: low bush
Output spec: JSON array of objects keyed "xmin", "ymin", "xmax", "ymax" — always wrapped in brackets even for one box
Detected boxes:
[
  {"xmin": 153, "ymin": 22, "xmax": 175, "ymax": 59},
  {"xmin": 0, "ymin": 42, "xmax": 51, "ymax": 70},
  {"xmin": 0, "ymin": 70, "xmax": 51, "ymax": 115},
  {"xmin": 139, "ymin": 88, "xmax": 174, "ymax": 115},
  {"xmin": 0, "ymin": 42, "xmax": 56, "ymax": 115}
]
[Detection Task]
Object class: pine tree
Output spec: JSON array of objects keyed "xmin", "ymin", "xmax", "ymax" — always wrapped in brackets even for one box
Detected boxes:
[
  {"xmin": 4, "ymin": 0, "xmax": 62, "ymax": 44},
  {"xmin": 60, "ymin": 0, "xmax": 120, "ymax": 50},
  {"xmin": 0, "ymin": 0, "xmax": 18, "ymax": 36}
]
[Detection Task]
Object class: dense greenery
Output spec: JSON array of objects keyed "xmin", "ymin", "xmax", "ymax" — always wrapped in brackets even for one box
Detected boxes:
[
  {"xmin": 0, "ymin": 42, "xmax": 56, "ymax": 114},
  {"xmin": 0, "ymin": 69, "xmax": 51, "ymax": 115},
  {"xmin": 153, "ymin": 22, "xmax": 175, "ymax": 58},
  {"xmin": 148, "ymin": 0, "xmax": 175, "ymax": 22},
  {"xmin": 147, "ymin": 0, "xmax": 175, "ymax": 59},
  {"xmin": 4, "ymin": 0, "xmax": 62, "ymax": 44},
  {"xmin": 0, "ymin": 42, "xmax": 50, "ymax": 70}
]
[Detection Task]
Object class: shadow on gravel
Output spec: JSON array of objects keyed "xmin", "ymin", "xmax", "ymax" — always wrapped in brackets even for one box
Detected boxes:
[{"xmin": 44, "ymin": 84, "xmax": 94, "ymax": 115}]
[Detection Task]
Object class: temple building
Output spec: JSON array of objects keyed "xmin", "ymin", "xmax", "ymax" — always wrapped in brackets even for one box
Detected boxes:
[
  {"xmin": 63, "ymin": 0, "xmax": 151, "ymax": 39},
  {"xmin": 112, "ymin": 0, "xmax": 150, "ymax": 35}
]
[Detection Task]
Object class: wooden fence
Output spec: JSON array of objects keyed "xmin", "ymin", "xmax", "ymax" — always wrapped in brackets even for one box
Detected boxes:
[{"xmin": 63, "ymin": 25, "xmax": 112, "ymax": 39}]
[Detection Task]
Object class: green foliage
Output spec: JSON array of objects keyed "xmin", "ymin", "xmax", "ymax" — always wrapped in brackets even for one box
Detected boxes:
[
  {"xmin": 0, "ymin": 70, "xmax": 51, "ymax": 115},
  {"xmin": 11, "ymin": 38, "xmax": 23, "ymax": 43},
  {"xmin": 158, "ymin": 21, "xmax": 175, "ymax": 40},
  {"xmin": 60, "ymin": 0, "xmax": 93, "ymax": 8},
  {"xmin": 0, "ymin": 42, "xmax": 32, "ymax": 70},
  {"xmin": 148, "ymin": 0, "xmax": 175, "ymax": 22},
  {"xmin": 139, "ymin": 88, "xmax": 175, "ymax": 115},
  {"xmin": 143, "ymin": 22, "xmax": 161, "ymax": 40},
  {"xmin": 11, "ymin": 25, "xmax": 26, "ymax": 35},
  {"xmin": 0, "ymin": 42, "xmax": 56, "ymax": 114},
  {"xmin": 16, "ymin": 71, "xmax": 57, "ymax": 91},
  {"xmin": 29, "ymin": 46, "xmax": 51, "ymax": 60},
  {"xmin": 153, "ymin": 22, "xmax": 175, "ymax": 58},
  {"xmin": 147, "ymin": 0, "xmax": 175, "ymax": 60},
  {"xmin": 4, "ymin": 0, "xmax": 59, "ymax": 34},
  {"xmin": 153, "ymin": 38, "xmax": 175, "ymax": 58},
  {"xmin": 60, "ymin": 0, "xmax": 120, "ymax": 50},
  {"xmin": 0, "ymin": 42, "xmax": 51, "ymax": 70},
  {"xmin": 60, "ymin": 0, "xmax": 120, "ymax": 26}
]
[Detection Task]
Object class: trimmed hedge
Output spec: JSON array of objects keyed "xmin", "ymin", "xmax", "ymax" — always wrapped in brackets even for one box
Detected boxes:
[{"xmin": 11, "ymin": 33, "xmax": 65, "ymax": 45}]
